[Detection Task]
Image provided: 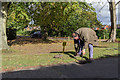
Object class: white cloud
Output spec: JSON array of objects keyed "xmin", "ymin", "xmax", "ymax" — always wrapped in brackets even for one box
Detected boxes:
[
  {"xmin": 90, "ymin": 0, "xmax": 120, "ymax": 25},
  {"xmin": 116, "ymin": 3, "xmax": 120, "ymax": 24}
]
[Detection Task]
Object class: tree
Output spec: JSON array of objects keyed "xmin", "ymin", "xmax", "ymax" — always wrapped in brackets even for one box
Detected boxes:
[
  {"xmin": 0, "ymin": 1, "xmax": 2, "ymax": 49},
  {"xmin": 0, "ymin": 2, "xmax": 31, "ymax": 49},
  {"xmin": 0, "ymin": 2, "xmax": 11, "ymax": 49},
  {"xmin": 107, "ymin": 0, "xmax": 120, "ymax": 42},
  {"xmin": 7, "ymin": 2, "xmax": 31, "ymax": 30},
  {"xmin": 30, "ymin": 2, "xmax": 83, "ymax": 38},
  {"xmin": 61, "ymin": 2, "xmax": 101, "ymax": 36},
  {"xmin": 0, "ymin": 2, "xmax": 101, "ymax": 49},
  {"xmin": 30, "ymin": 2, "xmax": 101, "ymax": 37},
  {"xmin": 90, "ymin": 0, "xmax": 120, "ymax": 42}
]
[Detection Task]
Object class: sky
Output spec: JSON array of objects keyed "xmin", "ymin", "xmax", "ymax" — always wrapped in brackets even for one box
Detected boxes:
[{"xmin": 87, "ymin": 0, "xmax": 120, "ymax": 25}]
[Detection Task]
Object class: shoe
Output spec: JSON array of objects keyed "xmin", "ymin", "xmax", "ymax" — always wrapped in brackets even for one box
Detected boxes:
[
  {"xmin": 78, "ymin": 60, "xmax": 87, "ymax": 64},
  {"xmin": 86, "ymin": 58, "xmax": 93, "ymax": 63},
  {"xmin": 90, "ymin": 58, "xmax": 94, "ymax": 60}
]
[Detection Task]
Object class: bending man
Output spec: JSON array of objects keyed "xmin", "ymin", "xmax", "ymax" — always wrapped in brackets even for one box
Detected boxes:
[{"xmin": 72, "ymin": 27, "xmax": 98, "ymax": 61}]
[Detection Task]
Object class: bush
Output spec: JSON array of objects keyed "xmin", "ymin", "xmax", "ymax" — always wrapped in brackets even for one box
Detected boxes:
[
  {"xmin": 116, "ymin": 29, "xmax": 120, "ymax": 38},
  {"xmin": 95, "ymin": 29, "xmax": 110, "ymax": 39},
  {"xmin": 6, "ymin": 28, "xmax": 17, "ymax": 40},
  {"xmin": 17, "ymin": 29, "xmax": 39, "ymax": 36},
  {"xmin": 95, "ymin": 29, "xmax": 120, "ymax": 39}
]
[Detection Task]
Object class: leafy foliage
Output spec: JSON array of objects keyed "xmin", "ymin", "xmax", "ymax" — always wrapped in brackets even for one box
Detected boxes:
[
  {"xmin": 95, "ymin": 29, "xmax": 120, "ymax": 39},
  {"xmin": 7, "ymin": 2, "xmax": 31, "ymax": 30},
  {"xmin": 6, "ymin": 2, "xmax": 101, "ymax": 37},
  {"xmin": 95, "ymin": 30, "xmax": 110, "ymax": 39},
  {"xmin": 29, "ymin": 2, "xmax": 101, "ymax": 37},
  {"xmin": 116, "ymin": 29, "xmax": 120, "ymax": 38}
]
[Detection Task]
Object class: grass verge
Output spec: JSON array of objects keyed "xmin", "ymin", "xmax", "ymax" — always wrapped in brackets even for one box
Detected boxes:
[{"xmin": 2, "ymin": 40, "xmax": 119, "ymax": 72}]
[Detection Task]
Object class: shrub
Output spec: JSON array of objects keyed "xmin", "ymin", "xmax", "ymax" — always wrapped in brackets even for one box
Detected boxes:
[
  {"xmin": 17, "ymin": 29, "xmax": 40, "ymax": 36},
  {"xmin": 95, "ymin": 29, "xmax": 120, "ymax": 39},
  {"xmin": 95, "ymin": 29, "xmax": 110, "ymax": 39},
  {"xmin": 116, "ymin": 29, "xmax": 120, "ymax": 38},
  {"xmin": 6, "ymin": 28, "xmax": 17, "ymax": 40}
]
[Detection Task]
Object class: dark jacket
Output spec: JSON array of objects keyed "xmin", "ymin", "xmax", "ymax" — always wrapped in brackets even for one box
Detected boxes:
[
  {"xmin": 74, "ymin": 39, "xmax": 84, "ymax": 53},
  {"xmin": 75, "ymin": 27, "xmax": 98, "ymax": 49}
]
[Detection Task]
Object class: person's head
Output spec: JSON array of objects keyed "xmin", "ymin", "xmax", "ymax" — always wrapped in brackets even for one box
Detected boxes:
[{"xmin": 72, "ymin": 32, "xmax": 79, "ymax": 40}]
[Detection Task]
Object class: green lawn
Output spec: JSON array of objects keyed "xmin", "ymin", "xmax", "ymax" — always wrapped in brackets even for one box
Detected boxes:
[{"xmin": 1, "ymin": 40, "xmax": 119, "ymax": 72}]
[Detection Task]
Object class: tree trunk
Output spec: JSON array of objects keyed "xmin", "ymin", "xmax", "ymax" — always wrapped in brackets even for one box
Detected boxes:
[
  {"xmin": 1, "ymin": 2, "xmax": 9, "ymax": 49},
  {"xmin": 0, "ymin": 2, "xmax": 2, "ymax": 50},
  {"xmin": 42, "ymin": 26, "xmax": 48, "ymax": 40},
  {"xmin": 107, "ymin": 0, "xmax": 117, "ymax": 42}
]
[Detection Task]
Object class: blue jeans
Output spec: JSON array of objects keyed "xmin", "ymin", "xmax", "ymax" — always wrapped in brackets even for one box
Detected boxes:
[
  {"xmin": 88, "ymin": 44, "xmax": 93, "ymax": 58},
  {"xmin": 78, "ymin": 40, "xmax": 93, "ymax": 58}
]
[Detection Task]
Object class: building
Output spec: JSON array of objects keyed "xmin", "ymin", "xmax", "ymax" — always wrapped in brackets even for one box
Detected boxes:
[
  {"xmin": 94, "ymin": 25, "xmax": 111, "ymax": 30},
  {"xmin": 101, "ymin": 25, "xmax": 111, "ymax": 30}
]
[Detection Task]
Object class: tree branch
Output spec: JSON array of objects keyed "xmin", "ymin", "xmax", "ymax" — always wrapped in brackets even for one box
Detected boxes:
[
  {"xmin": 115, "ymin": 1, "xmax": 120, "ymax": 6},
  {"xmin": 7, "ymin": 2, "xmax": 11, "ymax": 12},
  {"xmin": 98, "ymin": 2, "xmax": 108, "ymax": 12}
]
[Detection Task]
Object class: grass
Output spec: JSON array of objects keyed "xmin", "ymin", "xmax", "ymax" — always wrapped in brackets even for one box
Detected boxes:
[
  {"xmin": 1, "ymin": 39, "xmax": 119, "ymax": 72},
  {"xmin": 116, "ymin": 38, "xmax": 120, "ymax": 41},
  {"xmin": 2, "ymin": 52, "xmax": 80, "ymax": 71}
]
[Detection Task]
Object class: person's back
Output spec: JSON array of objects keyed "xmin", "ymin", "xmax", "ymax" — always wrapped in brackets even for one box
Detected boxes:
[{"xmin": 75, "ymin": 27, "xmax": 98, "ymax": 47}]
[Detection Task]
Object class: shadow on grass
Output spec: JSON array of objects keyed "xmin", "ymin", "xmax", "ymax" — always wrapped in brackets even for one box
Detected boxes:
[
  {"xmin": 95, "ymin": 54, "xmax": 120, "ymax": 60},
  {"xmin": 50, "ymin": 51, "xmax": 120, "ymax": 62},
  {"xmin": 93, "ymin": 46, "xmax": 108, "ymax": 48},
  {"xmin": 7, "ymin": 38, "xmax": 59, "ymax": 46}
]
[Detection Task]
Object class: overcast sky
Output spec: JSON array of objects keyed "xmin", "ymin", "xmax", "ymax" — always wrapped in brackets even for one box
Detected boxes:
[{"xmin": 87, "ymin": 0, "xmax": 120, "ymax": 25}]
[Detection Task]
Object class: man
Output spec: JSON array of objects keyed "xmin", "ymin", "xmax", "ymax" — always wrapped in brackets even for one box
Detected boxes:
[{"xmin": 72, "ymin": 27, "xmax": 98, "ymax": 62}]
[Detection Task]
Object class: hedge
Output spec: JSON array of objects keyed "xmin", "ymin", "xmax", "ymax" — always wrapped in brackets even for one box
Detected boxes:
[
  {"xmin": 6, "ymin": 28, "xmax": 16, "ymax": 40},
  {"xmin": 116, "ymin": 29, "xmax": 120, "ymax": 38},
  {"xmin": 95, "ymin": 29, "xmax": 120, "ymax": 39}
]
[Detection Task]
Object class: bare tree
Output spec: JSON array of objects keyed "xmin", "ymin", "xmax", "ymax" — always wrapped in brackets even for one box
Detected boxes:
[
  {"xmin": 92, "ymin": 0, "xmax": 119, "ymax": 42},
  {"xmin": 107, "ymin": 0, "xmax": 120, "ymax": 42}
]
